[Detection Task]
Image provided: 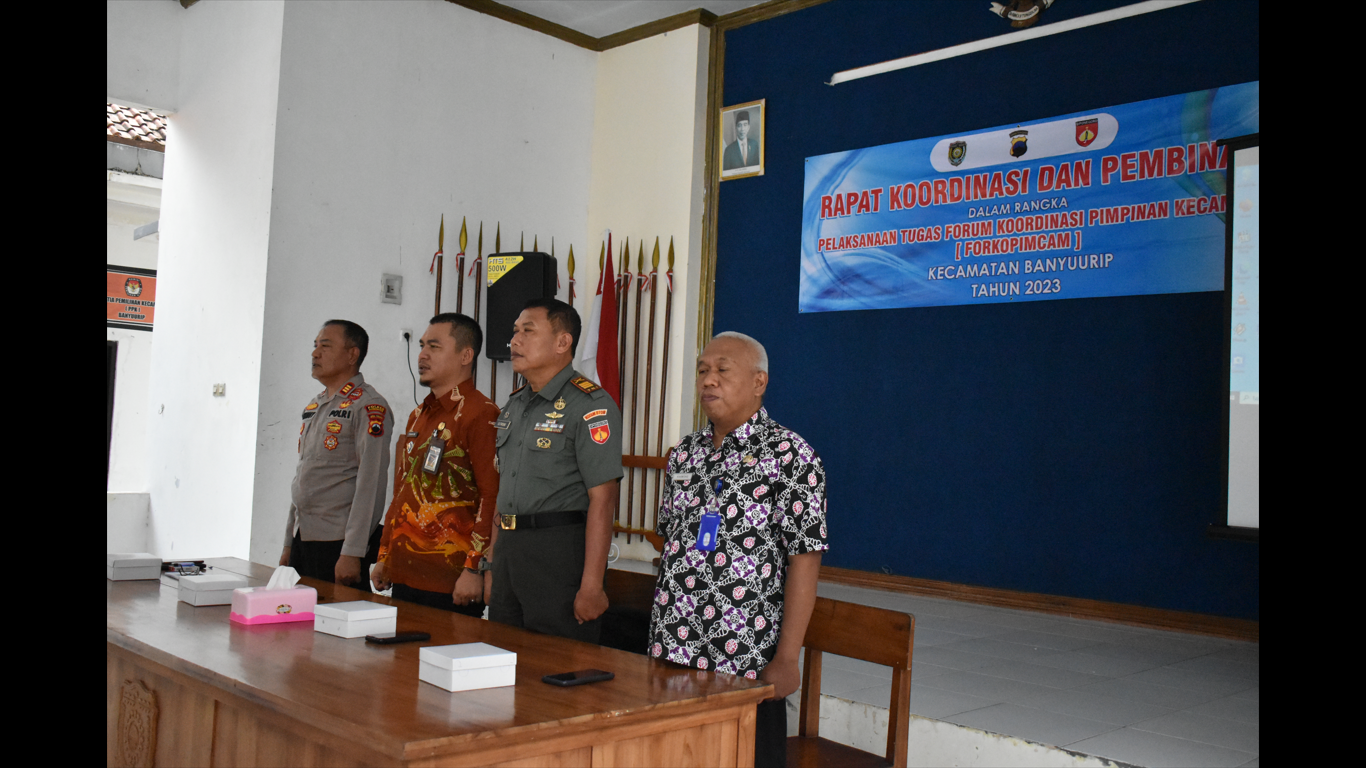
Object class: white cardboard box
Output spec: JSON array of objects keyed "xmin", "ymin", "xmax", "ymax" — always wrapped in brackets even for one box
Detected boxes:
[
  {"xmin": 106, "ymin": 553, "xmax": 161, "ymax": 581},
  {"xmin": 419, "ymin": 643, "xmax": 517, "ymax": 692},
  {"xmin": 177, "ymin": 572, "xmax": 248, "ymax": 606},
  {"xmin": 313, "ymin": 601, "xmax": 397, "ymax": 639}
]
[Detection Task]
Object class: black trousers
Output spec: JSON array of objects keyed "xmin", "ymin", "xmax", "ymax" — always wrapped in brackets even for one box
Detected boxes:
[
  {"xmin": 289, "ymin": 526, "xmax": 382, "ymax": 587},
  {"xmin": 489, "ymin": 524, "xmax": 600, "ymax": 644},
  {"xmin": 391, "ymin": 582, "xmax": 485, "ymax": 618},
  {"xmin": 754, "ymin": 697, "xmax": 788, "ymax": 768}
]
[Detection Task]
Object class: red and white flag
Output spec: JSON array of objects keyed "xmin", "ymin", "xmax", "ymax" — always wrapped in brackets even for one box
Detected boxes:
[{"xmin": 579, "ymin": 233, "xmax": 621, "ymax": 407}]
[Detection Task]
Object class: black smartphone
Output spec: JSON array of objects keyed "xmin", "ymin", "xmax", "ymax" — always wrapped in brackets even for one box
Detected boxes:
[
  {"xmin": 542, "ymin": 669, "xmax": 614, "ymax": 687},
  {"xmin": 364, "ymin": 631, "xmax": 431, "ymax": 644}
]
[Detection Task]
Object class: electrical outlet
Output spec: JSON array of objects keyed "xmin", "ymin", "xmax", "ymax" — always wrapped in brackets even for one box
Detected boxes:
[
  {"xmin": 213, "ymin": 383, "xmax": 226, "ymax": 397},
  {"xmin": 401, "ymin": 328, "xmax": 413, "ymax": 342}
]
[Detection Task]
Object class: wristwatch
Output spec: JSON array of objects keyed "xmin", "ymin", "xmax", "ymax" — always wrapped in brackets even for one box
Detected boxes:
[{"xmin": 475, "ymin": 557, "xmax": 493, "ymax": 574}]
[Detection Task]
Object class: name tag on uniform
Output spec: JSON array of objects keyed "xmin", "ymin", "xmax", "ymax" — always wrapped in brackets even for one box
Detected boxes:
[
  {"xmin": 533, "ymin": 421, "xmax": 564, "ymax": 433},
  {"xmin": 671, "ymin": 472, "xmax": 694, "ymax": 483},
  {"xmin": 495, "ymin": 419, "xmax": 510, "ymax": 430},
  {"xmin": 406, "ymin": 431, "xmax": 419, "ymax": 438},
  {"xmin": 695, "ymin": 513, "xmax": 721, "ymax": 552},
  {"xmin": 423, "ymin": 436, "xmax": 446, "ymax": 474}
]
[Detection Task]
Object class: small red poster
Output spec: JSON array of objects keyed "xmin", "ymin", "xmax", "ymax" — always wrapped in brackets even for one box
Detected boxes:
[{"xmin": 107, "ymin": 265, "xmax": 157, "ymax": 330}]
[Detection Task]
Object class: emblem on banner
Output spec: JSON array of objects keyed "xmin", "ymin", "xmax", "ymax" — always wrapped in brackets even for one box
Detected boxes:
[
  {"xmin": 989, "ymin": 0, "xmax": 1053, "ymax": 29},
  {"xmin": 948, "ymin": 141, "xmax": 967, "ymax": 167},
  {"xmin": 1075, "ymin": 118, "xmax": 1098, "ymax": 147},
  {"xmin": 124, "ymin": 277, "xmax": 143, "ymax": 297},
  {"xmin": 1009, "ymin": 129, "xmax": 1029, "ymax": 158}
]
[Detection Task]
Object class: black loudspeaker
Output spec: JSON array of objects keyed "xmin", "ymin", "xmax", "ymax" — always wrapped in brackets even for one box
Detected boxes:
[{"xmin": 484, "ymin": 251, "xmax": 557, "ymax": 361}]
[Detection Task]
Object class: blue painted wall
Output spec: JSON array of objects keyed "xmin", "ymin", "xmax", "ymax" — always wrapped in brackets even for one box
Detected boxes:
[{"xmin": 713, "ymin": 0, "xmax": 1259, "ymax": 619}]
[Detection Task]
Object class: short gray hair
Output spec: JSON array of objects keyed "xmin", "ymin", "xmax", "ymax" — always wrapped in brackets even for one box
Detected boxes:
[{"xmin": 712, "ymin": 331, "xmax": 768, "ymax": 373}]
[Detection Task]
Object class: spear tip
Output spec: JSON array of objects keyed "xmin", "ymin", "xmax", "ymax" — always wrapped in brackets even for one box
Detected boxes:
[
  {"xmin": 652, "ymin": 236, "xmax": 660, "ymax": 269},
  {"xmin": 439, "ymin": 214, "xmax": 445, "ymax": 251},
  {"xmin": 458, "ymin": 216, "xmax": 468, "ymax": 253},
  {"xmin": 668, "ymin": 236, "xmax": 675, "ymax": 268}
]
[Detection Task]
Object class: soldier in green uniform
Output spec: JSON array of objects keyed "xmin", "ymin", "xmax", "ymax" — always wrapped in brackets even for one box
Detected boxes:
[{"xmin": 490, "ymin": 298, "xmax": 623, "ymax": 643}]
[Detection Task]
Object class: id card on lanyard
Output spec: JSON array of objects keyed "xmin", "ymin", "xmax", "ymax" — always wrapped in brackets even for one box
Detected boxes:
[{"xmin": 695, "ymin": 477, "xmax": 723, "ymax": 552}]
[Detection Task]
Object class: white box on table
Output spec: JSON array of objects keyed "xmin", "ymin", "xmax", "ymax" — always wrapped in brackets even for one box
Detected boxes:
[
  {"xmin": 107, "ymin": 553, "xmax": 161, "ymax": 581},
  {"xmin": 313, "ymin": 601, "xmax": 397, "ymax": 638},
  {"xmin": 419, "ymin": 643, "xmax": 517, "ymax": 692},
  {"xmin": 177, "ymin": 572, "xmax": 248, "ymax": 606}
]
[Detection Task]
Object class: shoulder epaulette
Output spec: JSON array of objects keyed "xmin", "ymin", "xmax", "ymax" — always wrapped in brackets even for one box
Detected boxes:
[{"xmin": 570, "ymin": 376, "xmax": 600, "ymax": 394}]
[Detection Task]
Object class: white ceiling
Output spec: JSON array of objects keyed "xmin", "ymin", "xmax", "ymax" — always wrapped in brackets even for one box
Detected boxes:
[{"xmin": 498, "ymin": 0, "xmax": 770, "ymax": 39}]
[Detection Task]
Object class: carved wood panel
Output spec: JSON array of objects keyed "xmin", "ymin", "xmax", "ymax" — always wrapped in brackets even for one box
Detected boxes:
[{"xmin": 117, "ymin": 679, "xmax": 158, "ymax": 768}]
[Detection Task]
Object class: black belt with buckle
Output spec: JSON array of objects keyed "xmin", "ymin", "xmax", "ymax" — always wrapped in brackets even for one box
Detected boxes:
[{"xmin": 498, "ymin": 511, "xmax": 586, "ymax": 530}]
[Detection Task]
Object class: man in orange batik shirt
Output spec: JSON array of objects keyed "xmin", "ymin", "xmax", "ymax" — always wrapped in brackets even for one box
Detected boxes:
[{"xmin": 372, "ymin": 313, "xmax": 500, "ymax": 616}]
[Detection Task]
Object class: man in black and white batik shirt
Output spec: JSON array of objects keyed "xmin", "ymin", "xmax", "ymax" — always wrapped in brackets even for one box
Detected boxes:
[{"xmin": 650, "ymin": 331, "xmax": 827, "ymax": 768}]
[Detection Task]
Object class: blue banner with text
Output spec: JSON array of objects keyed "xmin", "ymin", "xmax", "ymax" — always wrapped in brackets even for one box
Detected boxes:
[{"xmin": 800, "ymin": 82, "xmax": 1259, "ymax": 312}]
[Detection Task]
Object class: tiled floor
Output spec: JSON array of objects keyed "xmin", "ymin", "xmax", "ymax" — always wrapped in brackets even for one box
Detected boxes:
[{"xmin": 811, "ymin": 581, "xmax": 1259, "ymax": 767}]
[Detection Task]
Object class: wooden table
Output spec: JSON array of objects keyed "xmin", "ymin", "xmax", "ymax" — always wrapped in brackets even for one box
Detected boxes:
[{"xmin": 107, "ymin": 558, "xmax": 769, "ymax": 767}]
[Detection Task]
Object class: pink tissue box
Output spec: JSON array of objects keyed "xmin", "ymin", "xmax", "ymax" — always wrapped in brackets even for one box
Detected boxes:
[{"xmin": 229, "ymin": 586, "xmax": 318, "ymax": 625}]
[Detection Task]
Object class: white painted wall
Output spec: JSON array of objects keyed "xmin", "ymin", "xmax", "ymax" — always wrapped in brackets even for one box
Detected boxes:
[
  {"xmin": 583, "ymin": 25, "xmax": 711, "ymax": 559},
  {"xmin": 145, "ymin": 0, "xmax": 284, "ymax": 560},
  {"xmin": 248, "ymin": 1, "xmax": 599, "ymax": 564},
  {"xmin": 106, "ymin": 0, "xmax": 183, "ymax": 112}
]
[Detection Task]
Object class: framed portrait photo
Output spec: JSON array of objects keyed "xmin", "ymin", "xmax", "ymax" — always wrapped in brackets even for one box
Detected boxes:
[{"xmin": 719, "ymin": 99, "xmax": 765, "ymax": 181}]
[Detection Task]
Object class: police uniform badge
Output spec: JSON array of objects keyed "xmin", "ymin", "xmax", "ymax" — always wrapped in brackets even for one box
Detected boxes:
[
  {"xmin": 324, "ymin": 435, "xmax": 339, "ymax": 451},
  {"xmin": 948, "ymin": 141, "xmax": 967, "ymax": 167},
  {"xmin": 536, "ymin": 437, "xmax": 552, "ymax": 449},
  {"xmin": 554, "ymin": 398, "xmax": 567, "ymax": 410},
  {"xmin": 365, "ymin": 404, "xmax": 386, "ymax": 437},
  {"xmin": 1075, "ymin": 118, "xmax": 1098, "ymax": 148},
  {"xmin": 326, "ymin": 420, "xmax": 343, "ymax": 434},
  {"xmin": 1009, "ymin": 129, "xmax": 1029, "ymax": 158}
]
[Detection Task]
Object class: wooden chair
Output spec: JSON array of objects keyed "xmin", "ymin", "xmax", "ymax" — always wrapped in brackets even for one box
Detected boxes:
[{"xmin": 788, "ymin": 597, "xmax": 915, "ymax": 768}]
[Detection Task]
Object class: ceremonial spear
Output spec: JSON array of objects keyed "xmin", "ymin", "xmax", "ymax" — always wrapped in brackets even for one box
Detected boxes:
[
  {"xmin": 618, "ymin": 238, "xmax": 630, "ymax": 398},
  {"xmin": 638, "ymin": 238, "xmax": 661, "ymax": 527},
  {"xmin": 653, "ymin": 238, "xmax": 675, "ymax": 523},
  {"xmin": 432, "ymin": 215, "xmax": 445, "ymax": 313},
  {"xmin": 626, "ymin": 241, "xmax": 647, "ymax": 537},
  {"xmin": 569, "ymin": 244, "xmax": 577, "ymax": 307},
  {"xmin": 489, "ymin": 224, "xmax": 501, "ymax": 402},
  {"xmin": 457, "ymin": 221, "xmax": 477, "ymax": 314}
]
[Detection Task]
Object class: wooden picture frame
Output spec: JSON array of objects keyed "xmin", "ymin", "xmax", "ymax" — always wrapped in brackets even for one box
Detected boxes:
[{"xmin": 719, "ymin": 99, "xmax": 765, "ymax": 181}]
